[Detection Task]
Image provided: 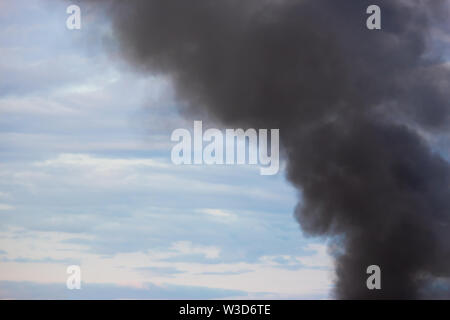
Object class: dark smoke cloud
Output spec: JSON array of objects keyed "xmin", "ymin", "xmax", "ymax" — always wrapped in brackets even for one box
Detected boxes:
[{"xmin": 91, "ymin": 0, "xmax": 450, "ymax": 298}]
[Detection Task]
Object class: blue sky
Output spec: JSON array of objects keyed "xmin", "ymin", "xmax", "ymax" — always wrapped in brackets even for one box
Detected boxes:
[{"xmin": 0, "ymin": 0, "xmax": 337, "ymax": 299}]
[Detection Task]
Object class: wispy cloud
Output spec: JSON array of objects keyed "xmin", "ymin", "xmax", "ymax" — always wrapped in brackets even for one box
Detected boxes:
[{"xmin": 0, "ymin": 204, "xmax": 14, "ymax": 211}]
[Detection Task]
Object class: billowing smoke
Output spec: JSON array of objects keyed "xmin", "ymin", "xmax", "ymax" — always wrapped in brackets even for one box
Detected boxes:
[{"xmin": 92, "ymin": 0, "xmax": 450, "ymax": 298}]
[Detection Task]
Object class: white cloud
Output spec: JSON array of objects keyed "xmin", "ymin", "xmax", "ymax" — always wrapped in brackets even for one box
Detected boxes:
[
  {"xmin": 2, "ymin": 153, "xmax": 289, "ymax": 202},
  {"xmin": 0, "ymin": 229, "xmax": 333, "ymax": 298},
  {"xmin": 170, "ymin": 241, "xmax": 221, "ymax": 259},
  {"xmin": 34, "ymin": 153, "xmax": 169, "ymax": 169},
  {"xmin": 0, "ymin": 96, "xmax": 78, "ymax": 115},
  {"xmin": 0, "ymin": 192, "xmax": 11, "ymax": 199},
  {"xmin": 0, "ymin": 203, "xmax": 14, "ymax": 211},
  {"xmin": 259, "ymin": 244, "xmax": 333, "ymax": 269},
  {"xmin": 197, "ymin": 209, "xmax": 238, "ymax": 223},
  {"xmin": 199, "ymin": 208, "xmax": 234, "ymax": 218},
  {"xmin": 296, "ymin": 244, "xmax": 333, "ymax": 268}
]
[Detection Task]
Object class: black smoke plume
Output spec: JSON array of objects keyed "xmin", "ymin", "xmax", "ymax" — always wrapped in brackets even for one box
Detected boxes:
[{"xmin": 92, "ymin": 0, "xmax": 450, "ymax": 298}]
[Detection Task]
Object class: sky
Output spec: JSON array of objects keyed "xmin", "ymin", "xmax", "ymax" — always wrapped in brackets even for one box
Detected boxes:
[{"xmin": 0, "ymin": 0, "xmax": 334, "ymax": 299}]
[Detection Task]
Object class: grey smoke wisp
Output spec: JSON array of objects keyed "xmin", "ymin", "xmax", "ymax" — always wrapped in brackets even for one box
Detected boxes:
[{"xmin": 93, "ymin": 0, "xmax": 450, "ymax": 298}]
